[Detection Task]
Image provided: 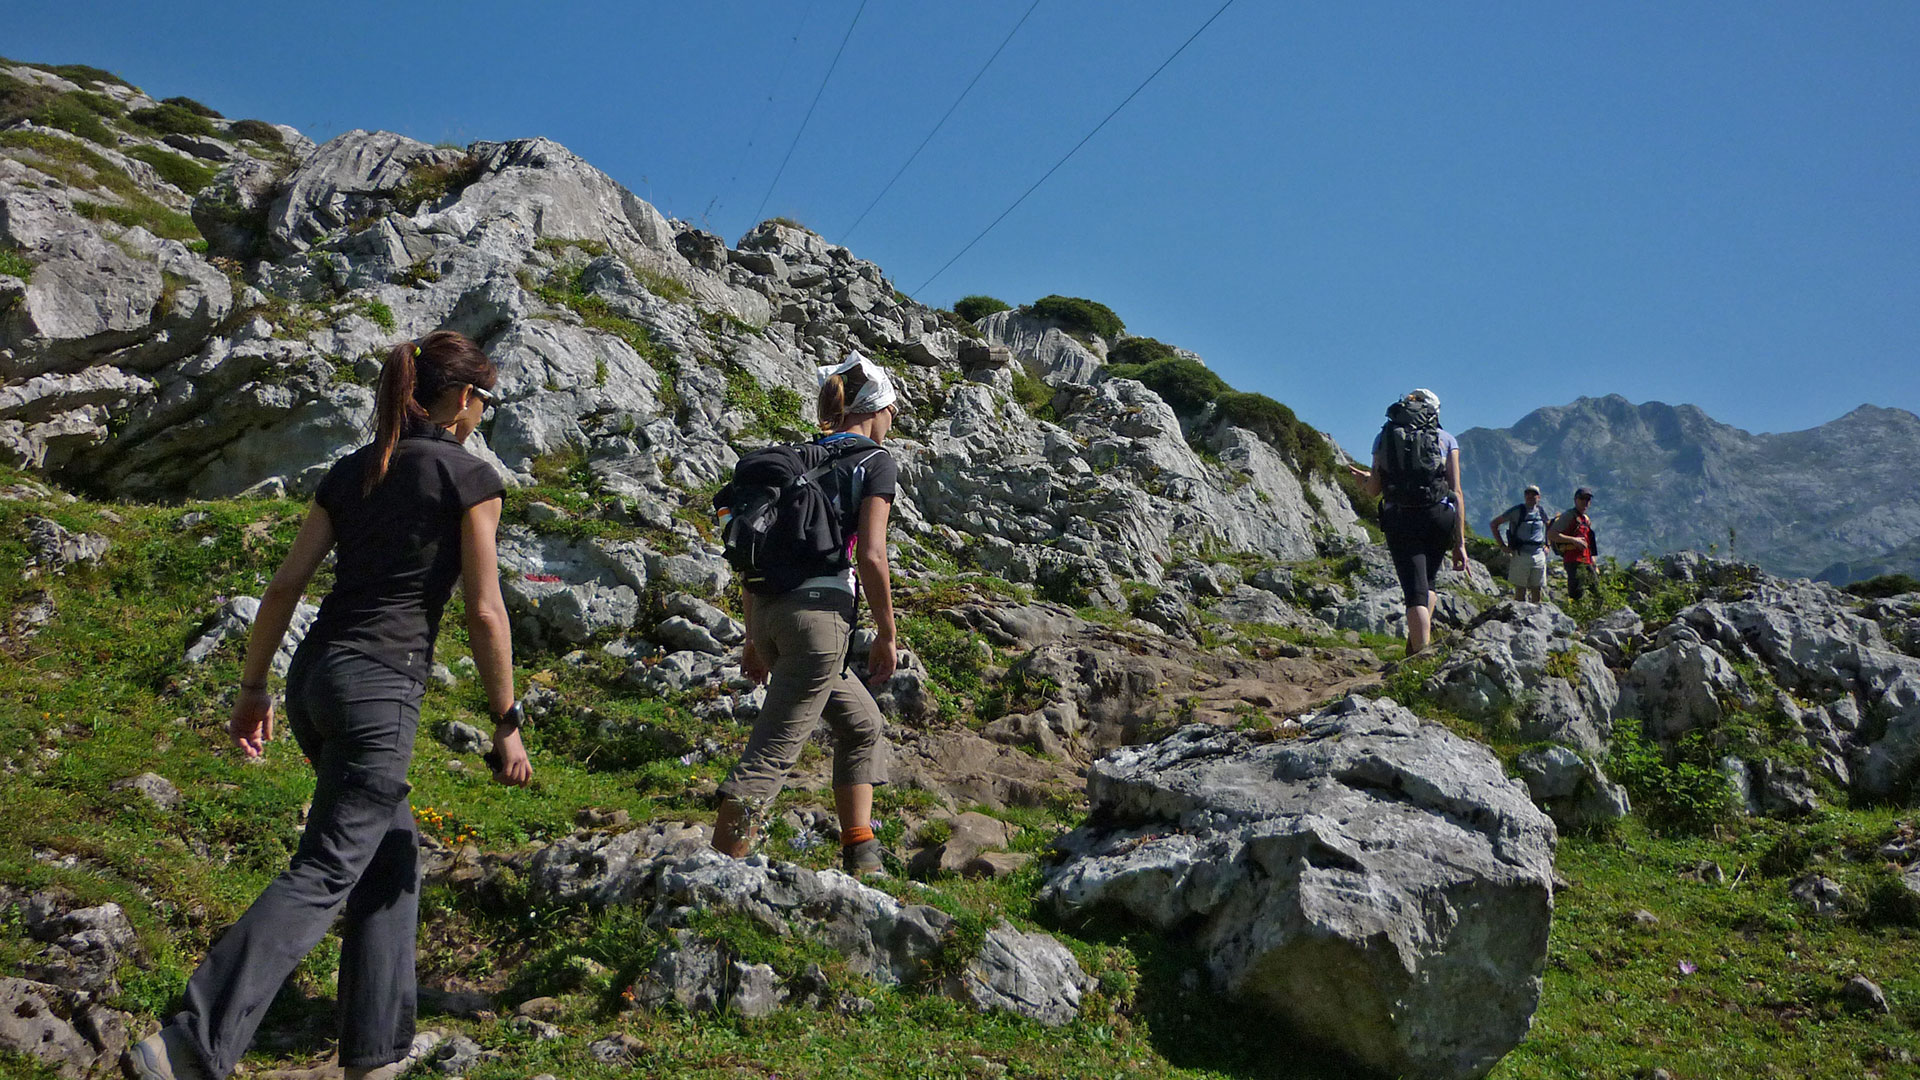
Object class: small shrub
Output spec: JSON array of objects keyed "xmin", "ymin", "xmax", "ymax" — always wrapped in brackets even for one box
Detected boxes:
[
  {"xmin": 0, "ymin": 71, "xmax": 56, "ymax": 125},
  {"xmin": 392, "ymin": 261, "xmax": 441, "ymax": 288},
  {"xmin": 935, "ymin": 308, "xmax": 984, "ymax": 339},
  {"xmin": 128, "ymin": 103, "xmax": 215, "ymax": 138},
  {"xmin": 1605, "ymin": 717, "xmax": 1737, "ymax": 833},
  {"xmin": 1026, "ymin": 294, "xmax": 1124, "ymax": 340},
  {"xmin": 1008, "ymin": 367, "xmax": 1056, "ymax": 421},
  {"xmin": 722, "ymin": 364, "xmax": 805, "ymax": 440},
  {"xmin": 1862, "ymin": 867, "xmax": 1920, "ymax": 928},
  {"xmin": 226, "ymin": 119, "xmax": 285, "ymax": 148},
  {"xmin": 953, "ymin": 294, "xmax": 1011, "ymax": 323},
  {"xmin": 1104, "ymin": 354, "xmax": 1227, "ymax": 414},
  {"xmin": 396, "ymin": 154, "xmax": 484, "ymax": 210},
  {"xmin": 0, "ymin": 246, "xmax": 32, "ymax": 281},
  {"xmin": 1106, "ymin": 336, "xmax": 1179, "ymax": 368},
  {"xmin": 1843, "ymin": 573, "xmax": 1920, "ymax": 600},
  {"xmin": 126, "ymin": 145, "xmax": 217, "ymax": 193},
  {"xmin": 160, "ymin": 95, "xmax": 222, "ymax": 119},
  {"xmin": 361, "ymin": 300, "xmax": 395, "ymax": 331}
]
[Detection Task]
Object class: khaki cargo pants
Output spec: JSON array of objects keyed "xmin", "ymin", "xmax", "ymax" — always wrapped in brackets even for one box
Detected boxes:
[{"xmin": 719, "ymin": 586, "xmax": 889, "ymax": 805}]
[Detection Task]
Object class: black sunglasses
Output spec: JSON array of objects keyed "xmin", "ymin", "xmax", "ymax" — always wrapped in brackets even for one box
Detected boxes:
[{"xmin": 468, "ymin": 385, "xmax": 499, "ymax": 411}]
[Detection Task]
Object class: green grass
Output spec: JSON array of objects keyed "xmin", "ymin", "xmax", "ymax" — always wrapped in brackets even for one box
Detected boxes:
[
  {"xmin": 1025, "ymin": 294, "xmax": 1123, "ymax": 341},
  {"xmin": 722, "ymin": 364, "xmax": 806, "ymax": 441},
  {"xmin": 128, "ymin": 102, "xmax": 216, "ymax": 138},
  {"xmin": 73, "ymin": 197, "xmax": 202, "ymax": 242},
  {"xmin": 226, "ymin": 119, "xmax": 285, "ymax": 149},
  {"xmin": 126, "ymin": 144, "xmax": 218, "ymax": 194},
  {"xmin": 0, "ymin": 246, "xmax": 31, "ymax": 280}
]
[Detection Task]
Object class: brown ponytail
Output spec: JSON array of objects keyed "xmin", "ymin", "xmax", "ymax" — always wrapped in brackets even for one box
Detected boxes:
[
  {"xmin": 816, "ymin": 366, "xmax": 869, "ymax": 432},
  {"xmin": 364, "ymin": 329, "xmax": 497, "ymax": 494}
]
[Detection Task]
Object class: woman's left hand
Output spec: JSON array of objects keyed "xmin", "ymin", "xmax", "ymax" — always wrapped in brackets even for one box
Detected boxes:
[{"xmin": 229, "ymin": 686, "xmax": 274, "ymax": 758}]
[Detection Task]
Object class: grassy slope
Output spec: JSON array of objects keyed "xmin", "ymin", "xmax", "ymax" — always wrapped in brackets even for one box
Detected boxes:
[{"xmin": 0, "ymin": 473, "xmax": 1915, "ymax": 1079}]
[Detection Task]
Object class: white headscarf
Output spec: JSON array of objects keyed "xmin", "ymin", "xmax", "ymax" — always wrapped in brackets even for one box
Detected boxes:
[
  {"xmin": 1408, "ymin": 387, "xmax": 1441, "ymax": 410},
  {"xmin": 817, "ymin": 353, "xmax": 898, "ymax": 415}
]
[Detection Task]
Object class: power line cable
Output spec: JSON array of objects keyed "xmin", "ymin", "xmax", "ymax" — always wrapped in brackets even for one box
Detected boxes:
[
  {"xmin": 704, "ymin": 0, "xmax": 821, "ymax": 228},
  {"xmin": 910, "ymin": 0, "xmax": 1236, "ymax": 297},
  {"xmin": 839, "ymin": 0, "xmax": 1042, "ymax": 244},
  {"xmin": 752, "ymin": 0, "xmax": 871, "ymax": 227}
]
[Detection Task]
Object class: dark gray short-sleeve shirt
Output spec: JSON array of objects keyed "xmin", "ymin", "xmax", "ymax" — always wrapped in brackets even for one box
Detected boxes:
[{"xmin": 305, "ymin": 421, "xmax": 505, "ymax": 681}]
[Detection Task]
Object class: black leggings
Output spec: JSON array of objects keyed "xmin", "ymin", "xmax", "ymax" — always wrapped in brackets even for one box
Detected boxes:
[{"xmin": 1381, "ymin": 503, "xmax": 1458, "ymax": 609}]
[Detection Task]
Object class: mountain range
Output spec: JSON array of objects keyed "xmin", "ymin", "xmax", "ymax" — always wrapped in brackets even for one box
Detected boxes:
[{"xmin": 1457, "ymin": 395, "xmax": 1920, "ymax": 583}]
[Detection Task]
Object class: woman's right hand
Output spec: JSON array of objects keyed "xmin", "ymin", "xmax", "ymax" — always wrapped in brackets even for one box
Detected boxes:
[
  {"xmin": 742, "ymin": 642, "xmax": 770, "ymax": 686},
  {"xmin": 491, "ymin": 726, "xmax": 532, "ymax": 786},
  {"xmin": 866, "ymin": 634, "xmax": 898, "ymax": 688},
  {"xmin": 1451, "ymin": 543, "xmax": 1469, "ymax": 572}
]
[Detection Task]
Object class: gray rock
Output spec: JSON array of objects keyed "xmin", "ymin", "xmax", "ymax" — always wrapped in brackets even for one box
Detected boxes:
[
  {"xmin": 1043, "ymin": 697, "xmax": 1556, "ymax": 1080},
  {"xmin": 22, "ymin": 516, "xmax": 109, "ymax": 570},
  {"xmin": 1618, "ymin": 625, "xmax": 1756, "ymax": 740},
  {"xmin": 731, "ymin": 962, "xmax": 784, "ymax": 1018},
  {"xmin": 1426, "ymin": 602, "xmax": 1618, "ymax": 754},
  {"xmin": 112, "ymin": 772, "xmax": 181, "ymax": 811},
  {"xmin": 503, "ymin": 577, "xmax": 638, "ymax": 646},
  {"xmin": 437, "ymin": 720, "xmax": 492, "ymax": 756},
  {"xmin": 946, "ymin": 922, "xmax": 1089, "ymax": 1028},
  {"xmin": 653, "ymin": 614, "xmax": 725, "ymax": 654},
  {"xmin": 1514, "ymin": 745, "xmax": 1630, "ymax": 829},
  {"xmin": 1583, "ymin": 608, "xmax": 1645, "ymax": 666},
  {"xmin": 908, "ymin": 812, "xmax": 1017, "ymax": 878},
  {"xmin": 0, "ymin": 977, "xmax": 127, "ymax": 1079},
  {"xmin": 183, "ymin": 595, "xmax": 319, "ymax": 676},
  {"xmin": 1787, "ymin": 874, "xmax": 1844, "ymax": 915},
  {"xmin": 1841, "ymin": 975, "xmax": 1890, "ymax": 1015},
  {"xmin": 429, "ymin": 1032, "xmax": 485, "ymax": 1074}
]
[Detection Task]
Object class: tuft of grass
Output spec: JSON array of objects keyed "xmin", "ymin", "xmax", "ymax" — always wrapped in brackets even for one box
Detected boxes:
[
  {"xmin": 0, "ymin": 245, "xmax": 32, "ymax": 280},
  {"xmin": 73, "ymin": 197, "xmax": 201, "ymax": 242},
  {"xmin": 125, "ymin": 144, "xmax": 217, "ymax": 194},
  {"xmin": 633, "ymin": 265, "xmax": 692, "ymax": 304},
  {"xmin": 29, "ymin": 92, "xmax": 117, "ymax": 143}
]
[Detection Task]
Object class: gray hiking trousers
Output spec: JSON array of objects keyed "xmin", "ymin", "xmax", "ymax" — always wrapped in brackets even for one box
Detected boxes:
[
  {"xmin": 168, "ymin": 645, "xmax": 421, "ymax": 1078},
  {"xmin": 719, "ymin": 587, "xmax": 889, "ymax": 805}
]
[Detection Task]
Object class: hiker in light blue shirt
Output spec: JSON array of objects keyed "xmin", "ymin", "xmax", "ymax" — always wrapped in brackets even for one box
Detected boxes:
[{"xmin": 1490, "ymin": 484, "xmax": 1554, "ymax": 603}]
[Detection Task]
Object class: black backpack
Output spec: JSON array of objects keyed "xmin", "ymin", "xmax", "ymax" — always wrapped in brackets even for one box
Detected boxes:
[
  {"xmin": 1378, "ymin": 398, "xmax": 1451, "ymax": 508},
  {"xmin": 713, "ymin": 436, "xmax": 885, "ymax": 595}
]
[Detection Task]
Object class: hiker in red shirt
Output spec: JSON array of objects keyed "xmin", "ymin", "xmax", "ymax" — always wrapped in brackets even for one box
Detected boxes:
[{"xmin": 1549, "ymin": 487, "xmax": 1600, "ymax": 602}]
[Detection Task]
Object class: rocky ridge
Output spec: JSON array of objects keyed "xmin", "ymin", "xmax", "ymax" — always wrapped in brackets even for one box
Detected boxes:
[{"xmin": 1457, "ymin": 394, "xmax": 1920, "ymax": 583}]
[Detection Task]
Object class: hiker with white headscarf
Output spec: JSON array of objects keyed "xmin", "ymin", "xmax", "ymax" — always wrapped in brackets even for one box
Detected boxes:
[{"xmin": 711, "ymin": 353, "xmax": 901, "ymax": 877}]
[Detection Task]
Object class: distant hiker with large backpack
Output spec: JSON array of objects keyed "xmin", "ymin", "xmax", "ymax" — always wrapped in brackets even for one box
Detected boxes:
[
  {"xmin": 1491, "ymin": 484, "xmax": 1554, "ymax": 603},
  {"xmin": 1346, "ymin": 388, "xmax": 1467, "ymax": 656},
  {"xmin": 709, "ymin": 353, "xmax": 900, "ymax": 877},
  {"xmin": 130, "ymin": 331, "xmax": 529, "ymax": 1080},
  {"xmin": 1549, "ymin": 486, "xmax": 1600, "ymax": 601}
]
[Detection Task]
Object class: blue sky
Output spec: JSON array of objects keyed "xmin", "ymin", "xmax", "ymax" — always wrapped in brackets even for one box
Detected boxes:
[{"xmin": 12, "ymin": 2, "xmax": 1918, "ymax": 456}]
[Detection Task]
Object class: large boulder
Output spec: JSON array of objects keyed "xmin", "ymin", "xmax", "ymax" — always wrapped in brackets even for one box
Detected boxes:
[
  {"xmin": 0, "ymin": 976, "xmax": 128, "ymax": 1079},
  {"xmin": 1043, "ymin": 697, "xmax": 1557, "ymax": 1080}
]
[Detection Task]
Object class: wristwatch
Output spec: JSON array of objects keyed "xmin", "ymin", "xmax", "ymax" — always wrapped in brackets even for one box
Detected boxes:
[{"xmin": 493, "ymin": 700, "xmax": 526, "ymax": 732}]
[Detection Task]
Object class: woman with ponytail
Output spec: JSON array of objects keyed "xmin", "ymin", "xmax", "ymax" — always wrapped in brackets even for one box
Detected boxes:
[
  {"xmin": 131, "ymin": 330, "xmax": 529, "ymax": 1080},
  {"xmin": 712, "ymin": 353, "xmax": 900, "ymax": 878}
]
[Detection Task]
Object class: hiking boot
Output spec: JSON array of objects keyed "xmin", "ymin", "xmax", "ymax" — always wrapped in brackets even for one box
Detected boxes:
[
  {"xmin": 127, "ymin": 1028, "xmax": 212, "ymax": 1080},
  {"xmin": 841, "ymin": 837, "xmax": 886, "ymax": 878},
  {"xmin": 711, "ymin": 797, "xmax": 759, "ymax": 858}
]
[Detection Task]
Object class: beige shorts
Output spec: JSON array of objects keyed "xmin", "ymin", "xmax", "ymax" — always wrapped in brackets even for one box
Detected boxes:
[{"xmin": 1508, "ymin": 546, "xmax": 1548, "ymax": 588}]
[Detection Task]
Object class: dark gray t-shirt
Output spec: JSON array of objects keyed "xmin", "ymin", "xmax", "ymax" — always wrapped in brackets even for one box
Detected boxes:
[
  {"xmin": 800, "ymin": 432, "xmax": 896, "ymax": 593},
  {"xmin": 305, "ymin": 421, "xmax": 505, "ymax": 681}
]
